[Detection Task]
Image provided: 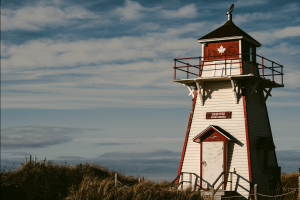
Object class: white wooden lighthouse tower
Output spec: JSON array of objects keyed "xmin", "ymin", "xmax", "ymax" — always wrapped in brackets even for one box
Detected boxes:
[{"xmin": 173, "ymin": 5, "xmax": 284, "ymax": 197}]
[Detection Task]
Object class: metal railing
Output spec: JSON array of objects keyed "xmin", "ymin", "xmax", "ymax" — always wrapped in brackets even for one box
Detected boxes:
[
  {"xmin": 170, "ymin": 172, "xmax": 207, "ymax": 191},
  {"xmin": 210, "ymin": 171, "xmax": 236, "ymax": 199},
  {"xmin": 173, "ymin": 53, "xmax": 284, "ymax": 86},
  {"xmin": 170, "ymin": 171, "xmax": 236, "ymax": 192},
  {"xmin": 171, "ymin": 172, "xmax": 300, "ymax": 200}
]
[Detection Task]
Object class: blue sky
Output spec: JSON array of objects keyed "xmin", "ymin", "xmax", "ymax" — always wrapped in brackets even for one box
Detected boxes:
[{"xmin": 1, "ymin": 0, "xmax": 300, "ymax": 181}]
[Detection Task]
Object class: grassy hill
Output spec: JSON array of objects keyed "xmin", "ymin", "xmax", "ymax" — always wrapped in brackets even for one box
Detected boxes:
[{"xmin": 1, "ymin": 162, "xmax": 299, "ymax": 200}]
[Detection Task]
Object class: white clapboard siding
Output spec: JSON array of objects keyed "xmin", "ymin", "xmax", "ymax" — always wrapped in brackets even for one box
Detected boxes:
[
  {"xmin": 245, "ymin": 85, "xmax": 278, "ymax": 195},
  {"xmin": 201, "ymin": 59, "xmax": 241, "ymax": 77},
  {"xmin": 180, "ymin": 81, "xmax": 251, "ymax": 195}
]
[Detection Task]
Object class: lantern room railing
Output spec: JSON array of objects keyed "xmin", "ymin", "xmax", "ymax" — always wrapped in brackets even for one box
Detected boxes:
[{"xmin": 173, "ymin": 53, "xmax": 284, "ymax": 86}]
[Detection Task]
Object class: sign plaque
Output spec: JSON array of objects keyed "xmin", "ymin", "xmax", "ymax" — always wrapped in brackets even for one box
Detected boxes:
[{"xmin": 206, "ymin": 112, "xmax": 232, "ymax": 119}]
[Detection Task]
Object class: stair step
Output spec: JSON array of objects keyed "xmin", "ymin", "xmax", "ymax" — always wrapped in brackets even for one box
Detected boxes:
[{"xmin": 201, "ymin": 190, "xmax": 238, "ymax": 198}]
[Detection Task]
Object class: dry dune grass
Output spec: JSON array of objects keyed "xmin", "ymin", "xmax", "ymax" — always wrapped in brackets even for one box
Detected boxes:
[
  {"xmin": 66, "ymin": 175, "xmax": 204, "ymax": 200},
  {"xmin": 281, "ymin": 171, "xmax": 300, "ymax": 188},
  {"xmin": 1, "ymin": 162, "xmax": 299, "ymax": 200},
  {"xmin": 1, "ymin": 162, "xmax": 204, "ymax": 200}
]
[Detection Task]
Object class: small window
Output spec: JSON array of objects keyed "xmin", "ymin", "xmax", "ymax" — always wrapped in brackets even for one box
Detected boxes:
[
  {"xmin": 249, "ymin": 47, "xmax": 253, "ymax": 61},
  {"xmin": 262, "ymin": 148, "xmax": 269, "ymax": 173}
]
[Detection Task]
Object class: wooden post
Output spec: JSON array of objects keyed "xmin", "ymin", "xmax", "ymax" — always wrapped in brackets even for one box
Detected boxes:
[
  {"xmin": 25, "ymin": 156, "xmax": 27, "ymax": 164},
  {"xmin": 115, "ymin": 173, "xmax": 117, "ymax": 186},
  {"xmin": 180, "ymin": 173, "xmax": 183, "ymax": 191},
  {"xmin": 254, "ymin": 184, "xmax": 257, "ymax": 200},
  {"xmin": 34, "ymin": 155, "xmax": 36, "ymax": 163},
  {"xmin": 230, "ymin": 172, "xmax": 232, "ymax": 191},
  {"xmin": 211, "ymin": 187, "xmax": 214, "ymax": 200},
  {"xmin": 190, "ymin": 173, "xmax": 192, "ymax": 190}
]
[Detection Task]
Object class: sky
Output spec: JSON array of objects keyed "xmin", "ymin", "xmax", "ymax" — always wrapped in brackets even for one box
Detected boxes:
[{"xmin": 1, "ymin": 0, "xmax": 300, "ymax": 181}]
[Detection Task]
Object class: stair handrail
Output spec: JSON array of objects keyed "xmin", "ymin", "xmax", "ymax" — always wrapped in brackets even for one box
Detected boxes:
[
  {"xmin": 211, "ymin": 171, "xmax": 225, "ymax": 187},
  {"xmin": 170, "ymin": 173, "xmax": 181, "ymax": 188},
  {"xmin": 170, "ymin": 172, "xmax": 207, "ymax": 191},
  {"xmin": 211, "ymin": 171, "xmax": 236, "ymax": 195}
]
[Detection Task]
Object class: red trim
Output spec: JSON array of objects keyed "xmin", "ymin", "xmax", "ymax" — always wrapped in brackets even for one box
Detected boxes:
[
  {"xmin": 242, "ymin": 96, "xmax": 253, "ymax": 194},
  {"xmin": 239, "ymin": 58, "xmax": 243, "ymax": 75},
  {"xmin": 203, "ymin": 132, "xmax": 225, "ymax": 141},
  {"xmin": 239, "ymin": 40, "xmax": 243, "ymax": 75},
  {"xmin": 199, "ymin": 62, "xmax": 204, "ymax": 77},
  {"xmin": 223, "ymin": 140, "xmax": 227, "ymax": 189},
  {"xmin": 193, "ymin": 126, "xmax": 230, "ymax": 142},
  {"xmin": 176, "ymin": 90, "xmax": 198, "ymax": 186},
  {"xmin": 200, "ymin": 141, "xmax": 203, "ymax": 188}
]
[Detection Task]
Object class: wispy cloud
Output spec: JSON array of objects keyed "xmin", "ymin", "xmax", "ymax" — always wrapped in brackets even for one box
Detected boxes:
[
  {"xmin": 1, "ymin": 4, "xmax": 98, "ymax": 31},
  {"xmin": 1, "ymin": 0, "xmax": 299, "ymax": 110},
  {"xmin": 161, "ymin": 4, "xmax": 197, "ymax": 19},
  {"xmin": 2, "ymin": 30, "xmax": 299, "ymax": 109},
  {"xmin": 116, "ymin": 0, "xmax": 149, "ymax": 21},
  {"xmin": 96, "ymin": 142, "xmax": 142, "ymax": 146},
  {"xmin": 1, "ymin": 27, "xmax": 200, "ymax": 109},
  {"xmin": 193, "ymin": 0, "xmax": 269, "ymax": 10},
  {"xmin": 116, "ymin": 1, "xmax": 198, "ymax": 21},
  {"xmin": 1, "ymin": 126, "xmax": 98, "ymax": 149},
  {"xmin": 230, "ymin": 3, "xmax": 299, "ymax": 25},
  {"xmin": 76, "ymin": 137, "xmax": 182, "ymax": 142},
  {"xmin": 250, "ymin": 26, "xmax": 300, "ymax": 45},
  {"xmin": 235, "ymin": 0, "xmax": 269, "ymax": 7},
  {"xmin": 234, "ymin": 12, "xmax": 275, "ymax": 25},
  {"xmin": 1, "ymin": 35, "xmax": 198, "ymax": 70},
  {"xmin": 130, "ymin": 22, "xmax": 160, "ymax": 32},
  {"xmin": 280, "ymin": 3, "xmax": 300, "ymax": 13}
]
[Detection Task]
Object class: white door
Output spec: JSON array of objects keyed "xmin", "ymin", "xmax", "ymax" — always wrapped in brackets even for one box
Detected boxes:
[{"xmin": 202, "ymin": 142, "xmax": 223, "ymax": 189}]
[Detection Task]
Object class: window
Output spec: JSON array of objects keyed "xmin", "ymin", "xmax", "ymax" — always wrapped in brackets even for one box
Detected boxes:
[
  {"xmin": 262, "ymin": 148, "xmax": 269, "ymax": 173},
  {"xmin": 256, "ymin": 137, "xmax": 274, "ymax": 173},
  {"xmin": 249, "ymin": 47, "xmax": 253, "ymax": 61}
]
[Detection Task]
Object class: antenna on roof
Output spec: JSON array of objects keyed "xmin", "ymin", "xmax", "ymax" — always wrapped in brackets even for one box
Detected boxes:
[{"xmin": 226, "ymin": 4, "xmax": 234, "ymax": 21}]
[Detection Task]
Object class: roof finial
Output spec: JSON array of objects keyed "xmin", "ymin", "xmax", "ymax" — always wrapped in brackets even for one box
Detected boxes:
[{"xmin": 226, "ymin": 4, "xmax": 234, "ymax": 21}]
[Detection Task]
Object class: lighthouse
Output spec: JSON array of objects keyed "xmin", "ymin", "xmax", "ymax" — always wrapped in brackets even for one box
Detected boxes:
[{"xmin": 173, "ymin": 5, "xmax": 284, "ymax": 197}]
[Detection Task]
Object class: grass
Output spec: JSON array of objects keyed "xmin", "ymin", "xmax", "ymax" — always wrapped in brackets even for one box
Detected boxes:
[
  {"xmin": 281, "ymin": 171, "xmax": 300, "ymax": 188},
  {"xmin": 1, "ymin": 162, "xmax": 299, "ymax": 200}
]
